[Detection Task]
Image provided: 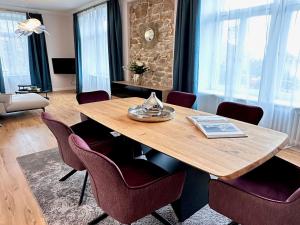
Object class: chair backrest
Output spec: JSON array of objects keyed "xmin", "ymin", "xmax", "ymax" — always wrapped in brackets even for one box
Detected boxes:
[
  {"xmin": 41, "ymin": 112, "xmax": 85, "ymax": 171},
  {"xmin": 166, "ymin": 91, "xmax": 196, "ymax": 108},
  {"xmin": 76, "ymin": 90, "xmax": 109, "ymax": 105},
  {"xmin": 68, "ymin": 134, "xmax": 128, "ymax": 214},
  {"xmin": 217, "ymin": 102, "xmax": 264, "ymax": 125}
]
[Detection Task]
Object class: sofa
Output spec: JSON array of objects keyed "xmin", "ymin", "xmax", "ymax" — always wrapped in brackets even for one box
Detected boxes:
[{"xmin": 0, "ymin": 93, "xmax": 49, "ymax": 114}]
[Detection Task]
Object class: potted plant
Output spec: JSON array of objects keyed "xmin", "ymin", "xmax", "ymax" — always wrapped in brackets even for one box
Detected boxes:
[{"xmin": 123, "ymin": 60, "xmax": 150, "ymax": 84}]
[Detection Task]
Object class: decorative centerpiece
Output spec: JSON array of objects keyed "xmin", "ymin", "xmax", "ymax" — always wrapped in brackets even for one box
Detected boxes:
[
  {"xmin": 128, "ymin": 92, "xmax": 175, "ymax": 122},
  {"xmin": 142, "ymin": 92, "xmax": 164, "ymax": 114},
  {"xmin": 123, "ymin": 60, "xmax": 150, "ymax": 85}
]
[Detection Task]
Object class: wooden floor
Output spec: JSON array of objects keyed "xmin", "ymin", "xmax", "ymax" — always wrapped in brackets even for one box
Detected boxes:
[
  {"xmin": 0, "ymin": 91, "xmax": 299, "ymax": 225},
  {"xmin": 0, "ymin": 91, "xmax": 80, "ymax": 225}
]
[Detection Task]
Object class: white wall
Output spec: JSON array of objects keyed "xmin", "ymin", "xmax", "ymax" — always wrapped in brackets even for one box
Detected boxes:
[
  {"xmin": 43, "ymin": 12, "xmax": 76, "ymax": 91},
  {"xmin": 119, "ymin": 0, "xmax": 135, "ymax": 81}
]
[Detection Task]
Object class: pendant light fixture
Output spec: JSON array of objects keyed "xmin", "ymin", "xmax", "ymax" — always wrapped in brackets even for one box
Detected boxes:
[
  {"xmin": 15, "ymin": 18, "xmax": 48, "ymax": 36},
  {"xmin": 15, "ymin": 0, "xmax": 48, "ymax": 37}
]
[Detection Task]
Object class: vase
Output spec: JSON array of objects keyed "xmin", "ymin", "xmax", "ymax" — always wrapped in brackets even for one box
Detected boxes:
[
  {"xmin": 142, "ymin": 92, "xmax": 164, "ymax": 113},
  {"xmin": 132, "ymin": 74, "xmax": 143, "ymax": 85},
  {"xmin": 132, "ymin": 74, "xmax": 139, "ymax": 84},
  {"xmin": 138, "ymin": 74, "xmax": 143, "ymax": 85}
]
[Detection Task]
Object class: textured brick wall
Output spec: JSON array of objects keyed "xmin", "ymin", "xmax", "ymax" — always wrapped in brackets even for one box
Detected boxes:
[{"xmin": 129, "ymin": 0, "xmax": 175, "ymax": 87}]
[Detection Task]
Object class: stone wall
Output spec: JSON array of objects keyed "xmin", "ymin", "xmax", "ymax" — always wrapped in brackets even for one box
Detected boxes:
[{"xmin": 129, "ymin": 0, "xmax": 175, "ymax": 87}]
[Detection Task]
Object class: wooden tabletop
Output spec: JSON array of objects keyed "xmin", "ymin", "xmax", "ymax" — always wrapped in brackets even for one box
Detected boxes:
[
  {"xmin": 77, "ymin": 97, "xmax": 288, "ymax": 180},
  {"xmin": 112, "ymin": 81, "xmax": 172, "ymax": 92}
]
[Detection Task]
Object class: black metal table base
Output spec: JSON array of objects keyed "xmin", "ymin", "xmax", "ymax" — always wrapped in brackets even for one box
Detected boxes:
[
  {"xmin": 228, "ymin": 221, "xmax": 239, "ymax": 225},
  {"xmin": 146, "ymin": 150, "xmax": 210, "ymax": 222},
  {"xmin": 151, "ymin": 211, "xmax": 173, "ymax": 225},
  {"xmin": 88, "ymin": 213, "xmax": 108, "ymax": 225}
]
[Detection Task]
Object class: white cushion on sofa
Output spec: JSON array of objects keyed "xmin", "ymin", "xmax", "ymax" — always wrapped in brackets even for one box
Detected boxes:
[
  {"xmin": 0, "ymin": 94, "xmax": 12, "ymax": 104},
  {"xmin": 6, "ymin": 93, "xmax": 49, "ymax": 112}
]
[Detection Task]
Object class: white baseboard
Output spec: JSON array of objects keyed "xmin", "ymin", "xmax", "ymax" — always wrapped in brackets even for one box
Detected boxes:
[{"xmin": 53, "ymin": 87, "xmax": 76, "ymax": 91}]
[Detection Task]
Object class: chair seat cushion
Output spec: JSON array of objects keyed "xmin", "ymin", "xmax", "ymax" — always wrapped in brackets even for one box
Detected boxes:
[
  {"xmin": 209, "ymin": 158, "xmax": 300, "ymax": 225},
  {"xmin": 224, "ymin": 157, "xmax": 300, "ymax": 202},
  {"xmin": 118, "ymin": 159, "xmax": 168, "ymax": 187},
  {"xmin": 6, "ymin": 93, "xmax": 49, "ymax": 112},
  {"xmin": 71, "ymin": 120, "xmax": 114, "ymax": 155}
]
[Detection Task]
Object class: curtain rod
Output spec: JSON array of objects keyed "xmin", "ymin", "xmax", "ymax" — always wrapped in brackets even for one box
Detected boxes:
[{"xmin": 75, "ymin": 0, "xmax": 109, "ymax": 15}]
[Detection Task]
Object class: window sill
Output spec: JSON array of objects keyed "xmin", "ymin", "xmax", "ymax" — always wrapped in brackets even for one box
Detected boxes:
[{"xmin": 198, "ymin": 90, "xmax": 300, "ymax": 111}]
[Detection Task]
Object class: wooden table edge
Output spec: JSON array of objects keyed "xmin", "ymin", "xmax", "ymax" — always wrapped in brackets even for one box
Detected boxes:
[{"xmin": 218, "ymin": 148, "xmax": 281, "ymax": 180}]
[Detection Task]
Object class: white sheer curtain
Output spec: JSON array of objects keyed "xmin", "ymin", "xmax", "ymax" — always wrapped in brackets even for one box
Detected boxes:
[
  {"xmin": 0, "ymin": 11, "xmax": 31, "ymax": 93},
  {"xmin": 78, "ymin": 4, "xmax": 111, "ymax": 94},
  {"xmin": 197, "ymin": 0, "xmax": 300, "ymax": 146}
]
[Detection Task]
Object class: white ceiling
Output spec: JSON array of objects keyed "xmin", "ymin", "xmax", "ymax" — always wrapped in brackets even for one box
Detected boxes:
[{"xmin": 0, "ymin": 0, "xmax": 99, "ymax": 12}]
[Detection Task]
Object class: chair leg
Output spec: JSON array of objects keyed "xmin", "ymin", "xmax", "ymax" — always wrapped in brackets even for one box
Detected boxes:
[
  {"xmin": 228, "ymin": 221, "xmax": 239, "ymax": 225},
  {"xmin": 79, "ymin": 171, "xmax": 88, "ymax": 206},
  {"xmin": 88, "ymin": 213, "xmax": 108, "ymax": 225},
  {"xmin": 59, "ymin": 169, "xmax": 77, "ymax": 181},
  {"xmin": 151, "ymin": 212, "xmax": 173, "ymax": 225}
]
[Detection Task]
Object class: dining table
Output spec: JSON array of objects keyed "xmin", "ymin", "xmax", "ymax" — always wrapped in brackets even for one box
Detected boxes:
[{"xmin": 76, "ymin": 97, "xmax": 288, "ymax": 221}]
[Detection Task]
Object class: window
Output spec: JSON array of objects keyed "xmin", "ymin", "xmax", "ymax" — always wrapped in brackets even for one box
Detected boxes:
[
  {"xmin": 78, "ymin": 3, "xmax": 110, "ymax": 93},
  {"xmin": 0, "ymin": 12, "xmax": 31, "ymax": 93},
  {"xmin": 197, "ymin": 0, "xmax": 300, "ymax": 146},
  {"xmin": 197, "ymin": 0, "xmax": 300, "ymax": 107},
  {"xmin": 223, "ymin": 0, "xmax": 273, "ymax": 10},
  {"xmin": 280, "ymin": 11, "xmax": 300, "ymax": 103}
]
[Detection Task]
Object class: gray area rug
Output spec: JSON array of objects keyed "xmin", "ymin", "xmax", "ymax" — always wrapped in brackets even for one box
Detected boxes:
[{"xmin": 17, "ymin": 149, "xmax": 230, "ymax": 225}]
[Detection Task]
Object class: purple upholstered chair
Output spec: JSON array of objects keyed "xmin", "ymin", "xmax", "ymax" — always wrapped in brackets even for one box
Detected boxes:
[
  {"xmin": 41, "ymin": 112, "xmax": 115, "ymax": 205},
  {"xmin": 217, "ymin": 102, "xmax": 264, "ymax": 125},
  {"xmin": 166, "ymin": 91, "xmax": 196, "ymax": 108},
  {"xmin": 211, "ymin": 101, "xmax": 266, "ymax": 224},
  {"xmin": 76, "ymin": 90, "xmax": 110, "ymax": 104},
  {"xmin": 76, "ymin": 90, "xmax": 110, "ymax": 122},
  {"xmin": 69, "ymin": 134, "xmax": 186, "ymax": 225},
  {"xmin": 209, "ymin": 157, "xmax": 300, "ymax": 225}
]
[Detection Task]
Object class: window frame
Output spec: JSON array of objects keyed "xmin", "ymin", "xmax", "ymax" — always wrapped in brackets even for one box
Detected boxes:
[{"xmin": 198, "ymin": 0, "xmax": 300, "ymax": 106}]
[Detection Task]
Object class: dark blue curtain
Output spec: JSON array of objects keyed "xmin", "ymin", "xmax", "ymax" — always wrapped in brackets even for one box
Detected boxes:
[
  {"xmin": 73, "ymin": 13, "xmax": 82, "ymax": 93},
  {"xmin": 173, "ymin": 0, "xmax": 200, "ymax": 93},
  {"xmin": 107, "ymin": 0, "xmax": 124, "ymax": 81},
  {"xmin": 27, "ymin": 13, "xmax": 52, "ymax": 92},
  {"xmin": 0, "ymin": 59, "xmax": 5, "ymax": 93}
]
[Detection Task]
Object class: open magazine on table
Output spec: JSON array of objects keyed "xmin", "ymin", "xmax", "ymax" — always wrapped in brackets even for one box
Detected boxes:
[{"xmin": 187, "ymin": 115, "xmax": 247, "ymax": 139}]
